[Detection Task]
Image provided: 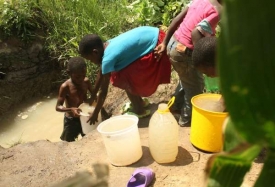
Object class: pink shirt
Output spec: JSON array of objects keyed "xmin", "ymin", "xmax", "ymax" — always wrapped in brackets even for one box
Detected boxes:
[{"xmin": 174, "ymin": 0, "xmax": 220, "ymax": 49}]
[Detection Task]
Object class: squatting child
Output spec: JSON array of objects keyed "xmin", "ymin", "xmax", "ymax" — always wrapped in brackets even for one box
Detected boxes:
[
  {"xmin": 192, "ymin": 36, "xmax": 217, "ymax": 77},
  {"xmin": 193, "ymin": 36, "xmax": 225, "ymax": 109}
]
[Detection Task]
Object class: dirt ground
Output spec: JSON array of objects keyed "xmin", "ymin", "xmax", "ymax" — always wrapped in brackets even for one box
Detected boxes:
[{"xmin": 0, "ymin": 80, "xmax": 264, "ymax": 187}]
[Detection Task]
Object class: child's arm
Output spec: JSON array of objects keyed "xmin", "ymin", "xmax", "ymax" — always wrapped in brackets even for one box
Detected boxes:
[
  {"xmin": 192, "ymin": 3, "xmax": 222, "ymax": 46},
  {"xmin": 55, "ymin": 83, "xmax": 81, "ymax": 117},
  {"xmin": 154, "ymin": 6, "xmax": 189, "ymax": 61},
  {"xmin": 88, "ymin": 73, "xmax": 110, "ymax": 124},
  {"xmin": 191, "ymin": 28, "xmax": 204, "ymax": 46}
]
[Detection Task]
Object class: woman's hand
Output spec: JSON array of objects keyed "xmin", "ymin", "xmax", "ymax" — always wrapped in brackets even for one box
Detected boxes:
[
  {"xmin": 154, "ymin": 43, "xmax": 166, "ymax": 62},
  {"xmin": 87, "ymin": 111, "xmax": 98, "ymax": 125}
]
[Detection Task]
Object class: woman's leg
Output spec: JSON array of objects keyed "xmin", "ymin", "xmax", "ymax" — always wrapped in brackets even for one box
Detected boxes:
[{"xmin": 125, "ymin": 91, "xmax": 144, "ymax": 114}]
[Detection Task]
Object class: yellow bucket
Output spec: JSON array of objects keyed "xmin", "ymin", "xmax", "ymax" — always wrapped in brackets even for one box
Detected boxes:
[{"xmin": 190, "ymin": 93, "xmax": 228, "ymax": 152}]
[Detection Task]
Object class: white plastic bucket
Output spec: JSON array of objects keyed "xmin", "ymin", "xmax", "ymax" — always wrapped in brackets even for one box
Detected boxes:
[
  {"xmin": 79, "ymin": 103, "xmax": 101, "ymax": 134},
  {"xmin": 97, "ymin": 115, "xmax": 142, "ymax": 166}
]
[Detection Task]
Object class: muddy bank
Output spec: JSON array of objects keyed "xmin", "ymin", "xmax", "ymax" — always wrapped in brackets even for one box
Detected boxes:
[
  {"xmin": 0, "ymin": 36, "xmax": 61, "ymax": 116},
  {"xmin": 0, "ymin": 124, "xmax": 263, "ymax": 187}
]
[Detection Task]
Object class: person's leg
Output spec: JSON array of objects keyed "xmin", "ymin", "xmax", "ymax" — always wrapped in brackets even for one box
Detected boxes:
[
  {"xmin": 167, "ymin": 36, "xmax": 204, "ymax": 126},
  {"xmin": 125, "ymin": 91, "xmax": 144, "ymax": 115},
  {"xmin": 179, "ymin": 65, "xmax": 204, "ymax": 126},
  {"xmin": 170, "ymin": 81, "xmax": 185, "ymax": 114},
  {"xmin": 60, "ymin": 116, "xmax": 82, "ymax": 142},
  {"xmin": 167, "ymin": 36, "xmax": 189, "ymax": 124},
  {"xmin": 77, "ymin": 119, "xmax": 85, "ymax": 137}
]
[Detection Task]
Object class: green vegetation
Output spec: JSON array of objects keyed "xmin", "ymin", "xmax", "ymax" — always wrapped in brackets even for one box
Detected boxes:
[
  {"xmin": 0, "ymin": 0, "xmax": 189, "ymax": 82},
  {"xmin": 126, "ymin": 0, "xmax": 187, "ymax": 26},
  {"xmin": 207, "ymin": 1, "xmax": 275, "ymax": 186}
]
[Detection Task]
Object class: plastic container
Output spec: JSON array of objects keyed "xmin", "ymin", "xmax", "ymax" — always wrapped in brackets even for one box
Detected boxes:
[
  {"xmin": 79, "ymin": 102, "xmax": 101, "ymax": 134},
  {"xmin": 190, "ymin": 93, "xmax": 228, "ymax": 152},
  {"xmin": 149, "ymin": 97, "xmax": 179, "ymax": 163},
  {"xmin": 97, "ymin": 115, "xmax": 142, "ymax": 166}
]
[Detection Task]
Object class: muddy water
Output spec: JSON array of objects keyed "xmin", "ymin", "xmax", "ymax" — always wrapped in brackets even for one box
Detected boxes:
[
  {"xmin": 194, "ymin": 96, "xmax": 225, "ymax": 112},
  {"xmin": 0, "ymin": 96, "xmax": 71, "ymax": 148}
]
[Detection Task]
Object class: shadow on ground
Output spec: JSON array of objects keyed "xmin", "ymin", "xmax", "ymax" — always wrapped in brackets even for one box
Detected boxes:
[{"xmin": 129, "ymin": 146, "xmax": 194, "ymax": 168}]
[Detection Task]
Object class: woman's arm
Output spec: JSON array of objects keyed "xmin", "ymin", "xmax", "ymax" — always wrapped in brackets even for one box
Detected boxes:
[
  {"xmin": 191, "ymin": 28, "xmax": 205, "ymax": 46},
  {"xmin": 154, "ymin": 6, "xmax": 189, "ymax": 61},
  {"xmin": 85, "ymin": 69, "xmax": 103, "ymax": 104},
  {"xmin": 163, "ymin": 7, "xmax": 189, "ymax": 46},
  {"xmin": 88, "ymin": 72, "xmax": 110, "ymax": 124}
]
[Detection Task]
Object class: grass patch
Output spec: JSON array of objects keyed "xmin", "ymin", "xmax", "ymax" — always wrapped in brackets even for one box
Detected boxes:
[
  {"xmin": 7, "ymin": 138, "xmax": 24, "ymax": 148},
  {"xmin": 0, "ymin": 0, "xmax": 190, "ymax": 83}
]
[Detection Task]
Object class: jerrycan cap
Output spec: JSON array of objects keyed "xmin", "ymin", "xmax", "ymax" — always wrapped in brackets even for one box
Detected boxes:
[{"xmin": 157, "ymin": 97, "xmax": 175, "ymax": 114}]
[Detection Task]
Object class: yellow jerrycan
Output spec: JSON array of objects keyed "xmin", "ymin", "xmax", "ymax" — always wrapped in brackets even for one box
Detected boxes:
[{"xmin": 149, "ymin": 97, "xmax": 179, "ymax": 163}]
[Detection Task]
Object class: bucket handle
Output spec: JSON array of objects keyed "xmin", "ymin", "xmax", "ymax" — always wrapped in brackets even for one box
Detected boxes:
[{"xmin": 157, "ymin": 96, "xmax": 175, "ymax": 114}]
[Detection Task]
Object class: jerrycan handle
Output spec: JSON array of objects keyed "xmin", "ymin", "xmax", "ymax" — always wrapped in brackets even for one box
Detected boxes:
[{"xmin": 157, "ymin": 96, "xmax": 175, "ymax": 114}]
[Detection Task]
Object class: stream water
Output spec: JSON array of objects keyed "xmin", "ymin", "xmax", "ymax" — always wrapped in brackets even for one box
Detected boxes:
[{"xmin": 0, "ymin": 95, "xmax": 70, "ymax": 148}]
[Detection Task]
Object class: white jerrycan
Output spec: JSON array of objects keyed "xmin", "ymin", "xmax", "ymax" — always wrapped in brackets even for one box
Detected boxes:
[{"xmin": 149, "ymin": 97, "xmax": 179, "ymax": 163}]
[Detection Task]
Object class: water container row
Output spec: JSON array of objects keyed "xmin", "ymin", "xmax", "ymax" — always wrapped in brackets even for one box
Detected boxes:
[
  {"xmin": 96, "ymin": 94, "xmax": 227, "ymax": 166},
  {"xmin": 97, "ymin": 97, "xmax": 179, "ymax": 166}
]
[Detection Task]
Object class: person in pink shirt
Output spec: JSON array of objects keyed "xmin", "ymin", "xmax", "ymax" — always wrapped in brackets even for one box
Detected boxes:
[{"xmin": 155, "ymin": 0, "xmax": 222, "ymax": 126}]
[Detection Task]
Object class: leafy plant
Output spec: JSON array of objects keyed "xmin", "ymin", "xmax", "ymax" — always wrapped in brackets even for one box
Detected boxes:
[
  {"xmin": 0, "ymin": 0, "xmax": 45, "ymax": 42},
  {"xmin": 206, "ymin": 0, "xmax": 275, "ymax": 186},
  {"xmin": 126, "ymin": 0, "xmax": 159, "ymax": 26},
  {"xmin": 161, "ymin": 0, "xmax": 189, "ymax": 26},
  {"xmin": 126, "ymin": 0, "xmax": 190, "ymax": 27},
  {"xmin": 39, "ymin": 0, "xmax": 135, "ymax": 82}
]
